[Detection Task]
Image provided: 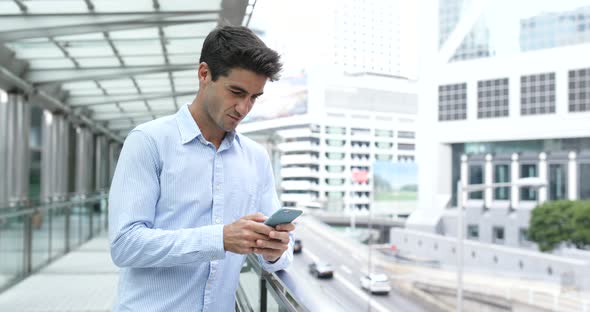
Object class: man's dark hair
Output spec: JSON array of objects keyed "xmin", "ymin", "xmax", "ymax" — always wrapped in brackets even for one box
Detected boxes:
[{"xmin": 200, "ymin": 25, "xmax": 282, "ymax": 81}]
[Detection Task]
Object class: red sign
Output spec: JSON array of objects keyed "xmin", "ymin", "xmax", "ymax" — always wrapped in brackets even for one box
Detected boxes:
[{"xmin": 352, "ymin": 169, "xmax": 369, "ymax": 184}]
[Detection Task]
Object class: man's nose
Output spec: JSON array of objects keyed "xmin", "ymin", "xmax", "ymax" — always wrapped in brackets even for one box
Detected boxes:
[{"xmin": 235, "ymin": 98, "xmax": 251, "ymax": 116}]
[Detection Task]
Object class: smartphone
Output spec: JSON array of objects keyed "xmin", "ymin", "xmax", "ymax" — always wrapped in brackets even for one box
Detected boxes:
[{"xmin": 264, "ymin": 208, "xmax": 303, "ymax": 227}]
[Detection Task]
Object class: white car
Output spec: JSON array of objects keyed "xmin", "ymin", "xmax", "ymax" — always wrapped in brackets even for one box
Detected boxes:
[{"xmin": 360, "ymin": 273, "xmax": 391, "ymax": 294}]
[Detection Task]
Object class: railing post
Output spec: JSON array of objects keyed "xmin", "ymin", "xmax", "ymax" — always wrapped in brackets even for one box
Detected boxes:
[
  {"xmin": 65, "ymin": 205, "xmax": 71, "ymax": 253},
  {"xmin": 48, "ymin": 207, "xmax": 52, "ymax": 261},
  {"xmin": 89, "ymin": 202, "xmax": 94, "ymax": 240},
  {"xmin": 260, "ymin": 274, "xmax": 267, "ymax": 312},
  {"xmin": 23, "ymin": 213, "xmax": 32, "ymax": 275}
]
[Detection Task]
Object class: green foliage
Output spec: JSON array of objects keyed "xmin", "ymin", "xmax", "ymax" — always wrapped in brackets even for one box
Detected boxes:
[
  {"xmin": 571, "ymin": 201, "xmax": 590, "ymax": 249},
  {"xmin": 529, "ymin": 201, "xmax": 574, "ymax": 252},
  {"xmin": 529, "ymin": 200, "xmax": 590, "ymax": 251}
]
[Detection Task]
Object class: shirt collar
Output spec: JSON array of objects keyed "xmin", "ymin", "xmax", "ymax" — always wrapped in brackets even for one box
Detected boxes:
[{"xmin": 176, "ymin": 103, "xmax": 242, "ymax": 148}]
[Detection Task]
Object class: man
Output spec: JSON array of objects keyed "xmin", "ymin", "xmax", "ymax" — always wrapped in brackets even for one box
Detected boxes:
[{"xmin": 109, "ymin": 25, "xmax": 295, "ymax": 312}]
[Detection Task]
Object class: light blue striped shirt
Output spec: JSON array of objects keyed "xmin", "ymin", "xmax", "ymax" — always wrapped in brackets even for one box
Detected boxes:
[{"xmin": 109, "ymin": 104, "xmax": 292, "ymax": 312}]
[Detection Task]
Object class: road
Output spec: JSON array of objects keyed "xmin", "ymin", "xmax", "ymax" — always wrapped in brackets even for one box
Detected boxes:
[{"xmin": 283, "ymin": 216, "xmax": 428, "ymax": 312}]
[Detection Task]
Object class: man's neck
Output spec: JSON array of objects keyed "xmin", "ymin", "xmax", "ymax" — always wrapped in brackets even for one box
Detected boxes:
[{"xmin": 188, "ymin": 101, "xmax": 225, "ymax": 149}]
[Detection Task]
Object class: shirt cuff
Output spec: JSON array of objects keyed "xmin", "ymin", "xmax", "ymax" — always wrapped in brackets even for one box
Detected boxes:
[{"xmin": 200, "ymin": 224, "xmax": 226, "ymax": 261}]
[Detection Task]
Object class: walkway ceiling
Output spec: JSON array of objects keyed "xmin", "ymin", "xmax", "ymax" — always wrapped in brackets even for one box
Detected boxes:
[{"xmin": 0, "ymin": 0, "xmax": 255, "ymax": 142}]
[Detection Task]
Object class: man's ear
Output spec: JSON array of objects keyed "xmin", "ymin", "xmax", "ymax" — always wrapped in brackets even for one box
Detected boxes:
[{"xmin": 197, "ymin": 62, "xmax": 210, "ymax": 83}]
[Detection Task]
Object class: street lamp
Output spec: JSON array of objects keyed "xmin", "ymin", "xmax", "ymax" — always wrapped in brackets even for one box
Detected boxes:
[{"xmin": 455, "ymin": 177, "xmax": 546, "ymax": 312}]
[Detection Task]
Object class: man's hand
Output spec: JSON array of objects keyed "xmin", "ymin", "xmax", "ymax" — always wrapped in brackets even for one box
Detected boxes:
[
  {"xmin": 254, "ymin": 223, "xmax": 296, "ymax": 262},
  {"xmin": 223, "ymin": 213, "xmax": 272, "ymax": 254}
]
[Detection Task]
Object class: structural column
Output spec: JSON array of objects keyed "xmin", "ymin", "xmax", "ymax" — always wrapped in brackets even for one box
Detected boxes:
[
  {"xmin": 41, "ymin": 112, "xmax": 71, "ymax": 202},
  {"xmin": 94, "ymin": 135, "xmax": 109, "ymax": 191},
  {"xmin": 4, "ymin": 93, "xmax": 30, "ymax": 206},
  {"xmin": 510, "ymin": 153, "xmax": 519, "ymax": 208},
  {"xmin": 460, "ymin": 154, "xmax": 468, "ymax": 190},
  {"xmin": 538, "ymin": 152, "xmax": 548, "ymax": 203},
  {"xmin": 0, "ymin": 92, "xmax": 8, "ymax": 206},
  {"xmin": 484, "ymin": 154, "xmax": 493, "ymax": 207},
  {"xmin": 75, "ymin": 126, "xmax": 95, "ymax": 196},
  {"xmin": 568, "ymin": 151, "xmax": 577, "ymax": 200}
]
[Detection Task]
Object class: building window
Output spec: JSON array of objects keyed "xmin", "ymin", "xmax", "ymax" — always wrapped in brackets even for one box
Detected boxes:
[
  {"xmin": 438, "ymin": 83, "xmax": 467, "ymax": 121},
  {"xmin": 468, "ymin": 165, "xmax": 483, "ymax": 199},
  {"xmin": 375, "ymin": 142, "xmax": 393, "ymax": 149},
  {"xmin": 376, "ymin": 154, "xmax": 393, "ymax": 161},
  {"xmin": 398, "ymin": 155, "xmax": 414, "ymax": 162},
  {"xmin": 326, "ymin": 191, "xmax": 344, "ymax": 198},
  {"xmin": 467, "ymin": 225, "xmax": 479, "ymax": 240},
  {"xmin": 398, "ymin": 143, "xmax": 415, "ymax": 151},
  {"xmin": 375, "ymin": 129, "xmax": 393, "ymax": 137},
  {"xmin": 351, "ymin": 128, "xmax": 370, "ymax": 136},
  {"xmin": 580, "ymin": 163, "xmax": 590, "ymax": 200},
  {"xmin": 520, "ymin": 163, "xmax": 538, "ymax": 201},
  {"xmin": 569, "ymin": 68, "xmax": 590, "ymax": 112},
  {"xmin": 478, "ymin": 78, "xmax": 509, "ymax": 118},
  {"xmin": 521, "ymin": 73, "xmax": 556, "ymax": 115},
  {"xmin": 397, "ymin": 131, "xmax": 415, "ymax": 139},
  {"xmin": 326, "ymin": 139, "xmax": 345, "ymax": 147},
  {"xmin": 494, "ymin": 164, "xmax": 510, "ymax": 200},
  {"xmin": 326, "ymin": 152, "xmax": 345, "ymax": 160},
  {"xmin": 325, "ymin": 178, "xmax": 345, "ymax": 186},
  {"xmin": 325, "ymin": 165, "xmax": 345, "ymax": 173},
  {"xmin": 549, "ymin": 163, "xmax": 567, "ymax": 200},
  {"xmin": 492, "ymin": 226, "xmax": 505, "ymax": 244},
  {"xmin": 326, "ymin": 126, "xmax": 346, "ymax": 135}
]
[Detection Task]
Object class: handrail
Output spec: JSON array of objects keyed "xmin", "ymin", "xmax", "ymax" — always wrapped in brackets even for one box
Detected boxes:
[
  {"xmin": 238, "ymin": 254, "xmax": 310, "ymax": 312},
  {"xmin": 0, "ymin": 192, "xmax": 108, "ymax": 217}
]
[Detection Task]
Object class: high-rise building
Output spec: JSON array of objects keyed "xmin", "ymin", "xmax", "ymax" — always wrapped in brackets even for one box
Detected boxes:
[
  {"xmin": 410, "ymin": 2, "xmax": 590, "ymax": 251},
  {"xmin": 520, "ymin": 5, "xmax": 590, "ymax": 52},
  {"xmin": 438, "ymin": 0, "xmax": 493, "ymax": 61},
  {"xmin": 239, "ymin": 72, "xmax": 418, "ymax": 214}
]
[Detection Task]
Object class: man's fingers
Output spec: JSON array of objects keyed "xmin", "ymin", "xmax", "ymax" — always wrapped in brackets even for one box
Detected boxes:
[
  {"xmin": 268, "ymin": 230, "xmax": 290, "ymax": 243},
  {"xmin": 275, "ymin": 223, "xmax": 295, "ymax": 232},
  {"xmin": 256, "ymin": 239, "xmax": 288, "ymax": 251},
  {"xmin": 242, "ymin": 212, "xmax": 267, "ymax": 222}
]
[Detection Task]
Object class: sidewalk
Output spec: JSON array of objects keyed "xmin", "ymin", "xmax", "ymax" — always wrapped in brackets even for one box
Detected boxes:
[{"xmin": 0, "ymin": 233, "xmax": 118, "ymax": 312}]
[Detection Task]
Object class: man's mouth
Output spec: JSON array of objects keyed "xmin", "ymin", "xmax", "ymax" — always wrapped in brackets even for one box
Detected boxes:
[{"xmin": 228, "ymin": 114, "xmax": 240, "ymax": 121}]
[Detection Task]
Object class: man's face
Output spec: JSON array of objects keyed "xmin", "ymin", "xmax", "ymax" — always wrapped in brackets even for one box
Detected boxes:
[{"xmin": 200, "ymin": 65, "xmax": 266, "ymax": 132}]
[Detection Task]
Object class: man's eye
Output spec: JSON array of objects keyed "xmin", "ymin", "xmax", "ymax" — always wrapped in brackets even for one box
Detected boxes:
[{"xmin": 231, "ymin": 90, "xmax": 241, "ymax": 95}]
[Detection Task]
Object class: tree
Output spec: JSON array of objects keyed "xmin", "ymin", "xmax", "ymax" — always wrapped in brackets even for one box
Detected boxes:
[
  {"xmin": 528, "ymin": 201, "xmax": 575, "ymax": 252},
  {"xmin": 570, "ymin": 201, "xmax": 590, "ymax": 249}
]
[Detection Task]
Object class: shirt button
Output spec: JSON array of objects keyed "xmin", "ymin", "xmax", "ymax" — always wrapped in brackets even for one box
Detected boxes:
[
  {"xmin": 215, "ymin": 218, "xmax": 221, "ymax": 224},
  {"xmin": 215, "ymin": 184, "xmax": 221, "ymax": 190}
]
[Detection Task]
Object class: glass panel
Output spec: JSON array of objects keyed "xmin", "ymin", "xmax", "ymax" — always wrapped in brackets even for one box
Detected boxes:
[
  {"xmin": 520, "ymin": 163, "xmax": 538, "ymax": 200},
  {"xmin": 0, "ymin": 215, "xmax": 25, "ymax": 288},
  {"xmin": 51, "ymin": 207, "xmax": 67, "ymax": 259},
  {"xmin": 468, "ymin": 165, "xmax": 483, "ymax": 199},
  {"xmin": 579, "ymin": 163, "xmax": 590, "ymax": 199},
  {"xmin": 31, "ymin": 211, "xmax": 50, "ymax": 270},
  {"xmin": 237, "ymin": 260, "xmax": 261, "ymax": 311},
  {"xmin": 549, "ymin": 163, "xmax": 567, "ymax": 200},
  {"xmin": 494, "ymin": 164, "xmax": 510, "ymax": 200},
  {"xmin": 266, "ymin": 287, "xmax": 281, "ymax": 312}
]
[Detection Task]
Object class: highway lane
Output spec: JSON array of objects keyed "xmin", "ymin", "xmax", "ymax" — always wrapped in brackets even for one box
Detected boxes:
[{"xmin": 283, "ymin": 216, "xmax": 428, "ymax": 312}]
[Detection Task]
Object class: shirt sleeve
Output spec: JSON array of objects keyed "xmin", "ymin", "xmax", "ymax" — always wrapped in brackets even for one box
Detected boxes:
[
  {"xmin": 256, "ymin": 152, "xmax": 293, "ymax": 272},
  {"xmin": 108, "ymin": 130, "xmax": 225, "ymax": 268}
]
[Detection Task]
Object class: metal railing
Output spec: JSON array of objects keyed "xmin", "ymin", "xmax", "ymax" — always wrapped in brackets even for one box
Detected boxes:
[
  {"xmin": 0, "ymin": 192, "xmax": 108, "ymax": 292},
  {"xmin": 236, "ymin": 254, "xmax": 310, "ymax": 312}
]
